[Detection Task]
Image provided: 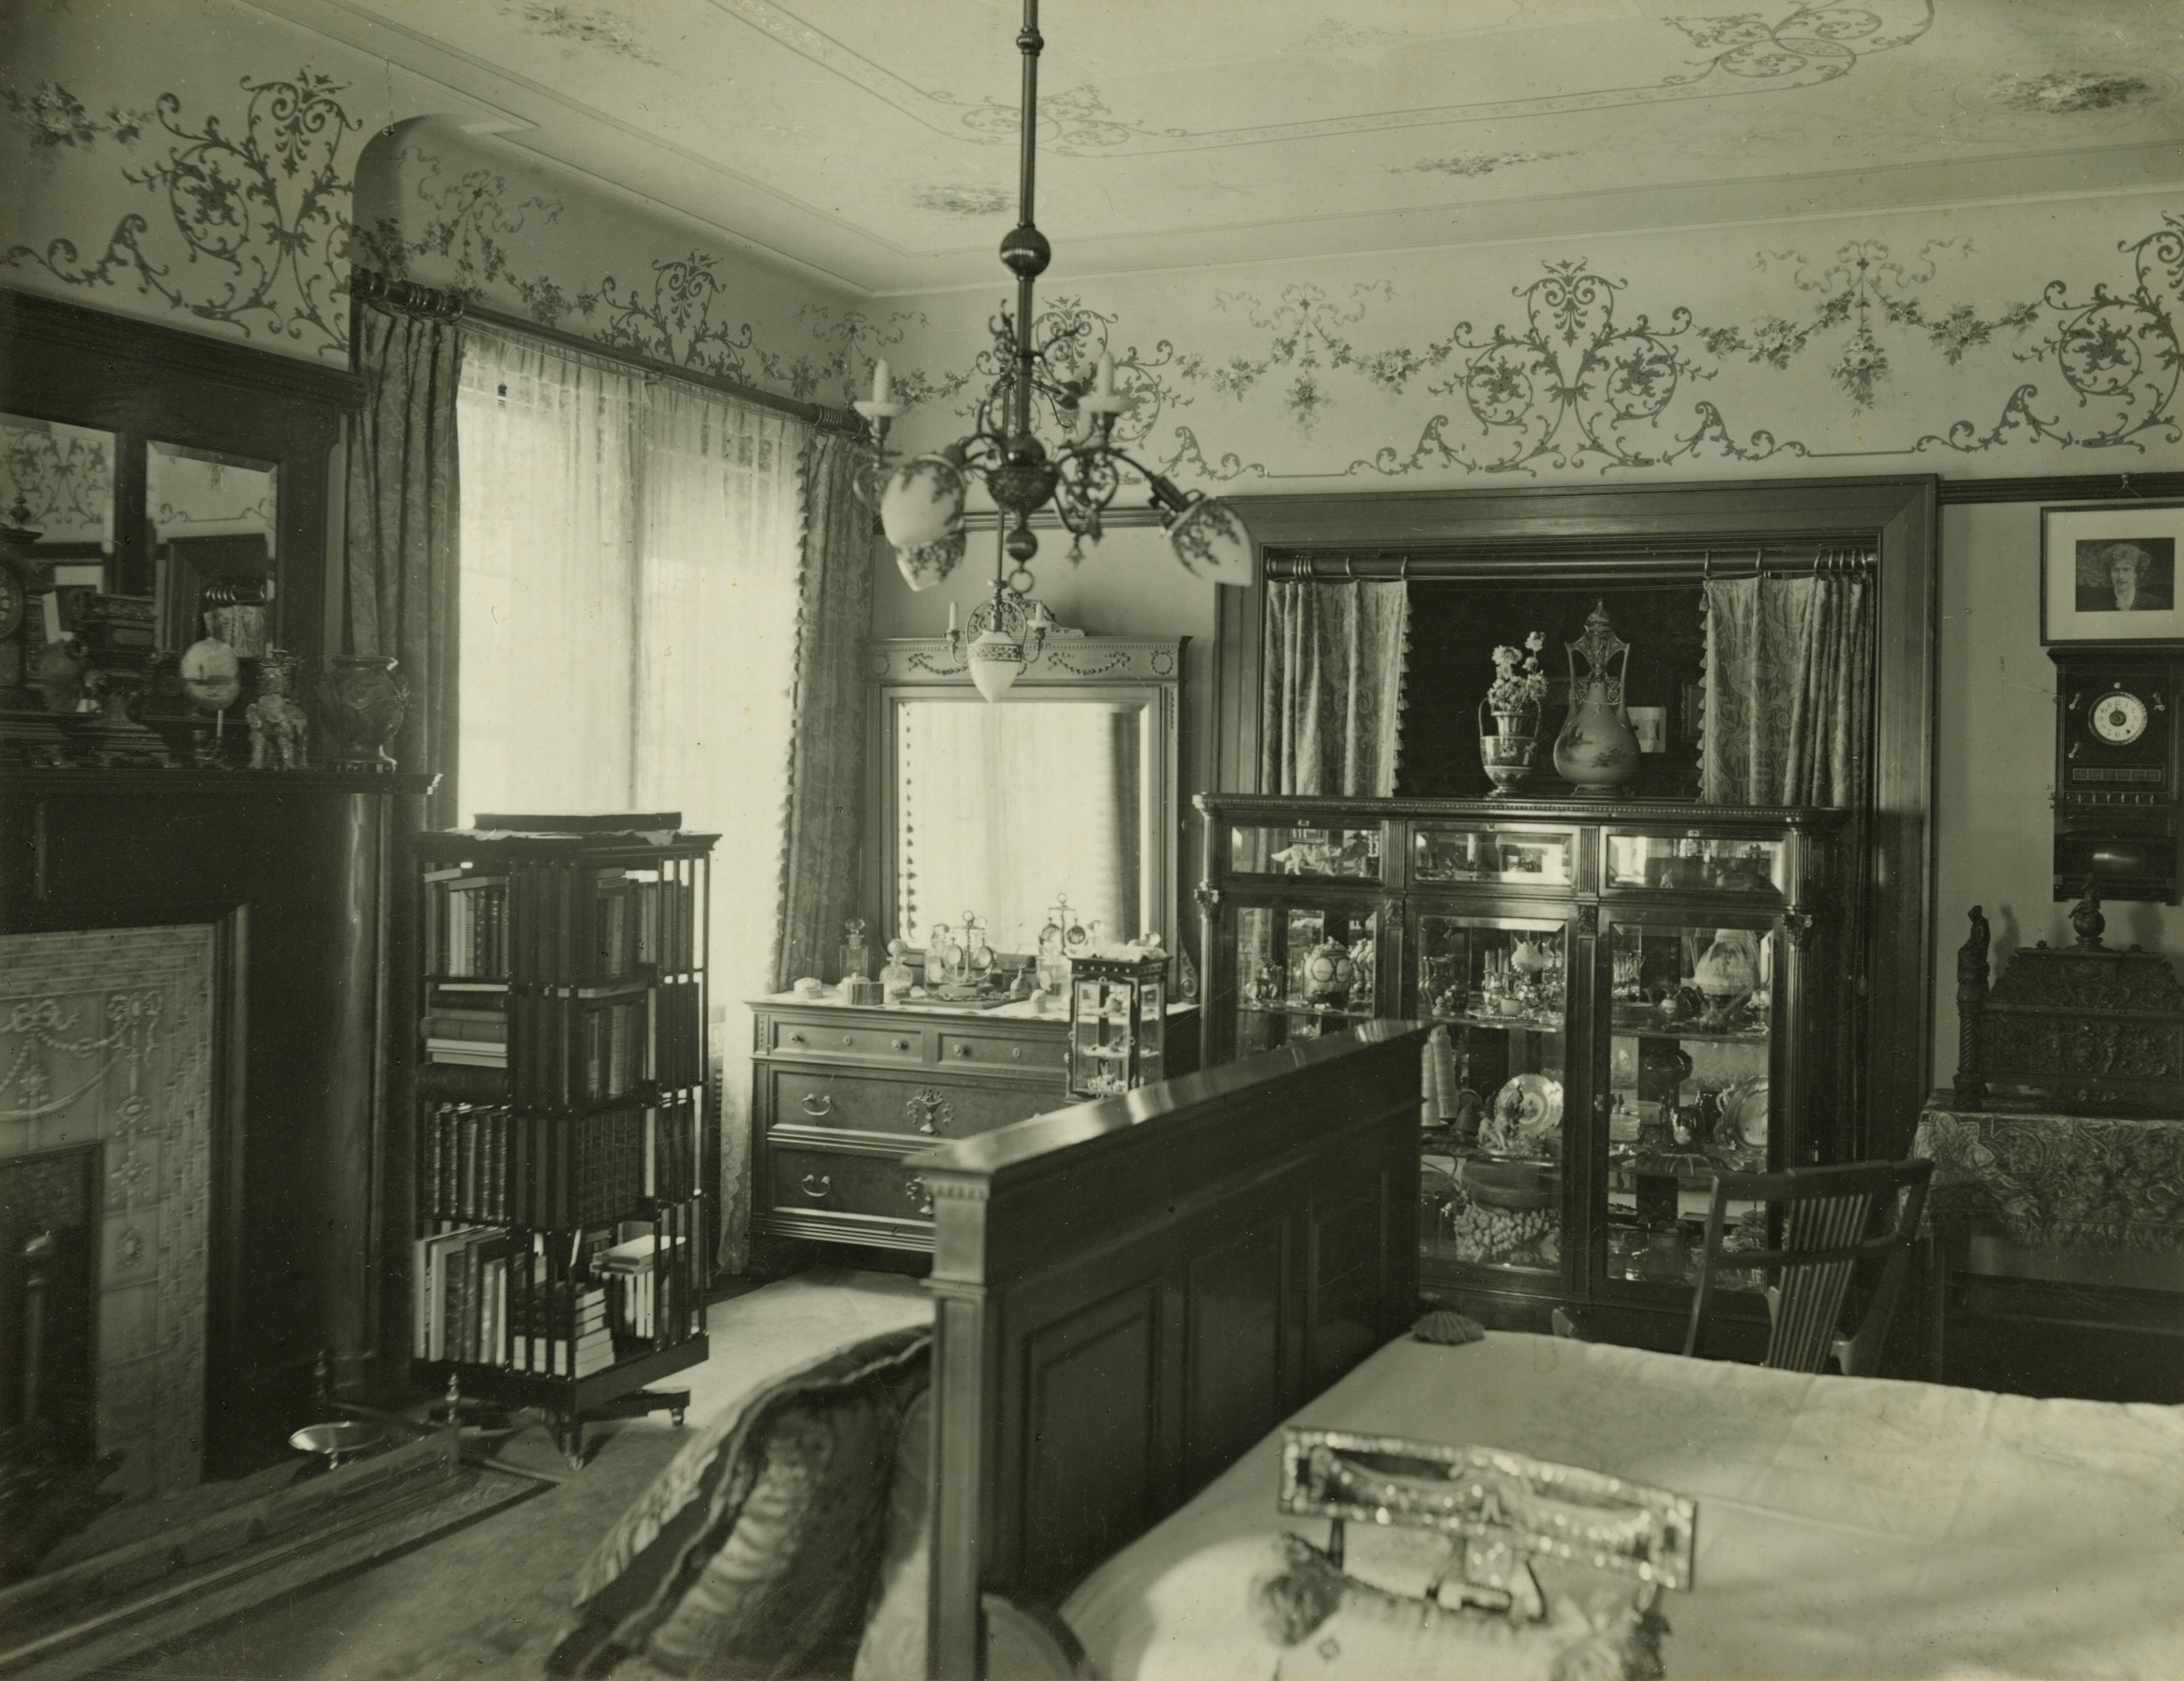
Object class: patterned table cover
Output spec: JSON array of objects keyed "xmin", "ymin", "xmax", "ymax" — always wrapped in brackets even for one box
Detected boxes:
[{"xmin": 1912, "ymin": 1105, "xmax": 2184, "ymax": 1254}]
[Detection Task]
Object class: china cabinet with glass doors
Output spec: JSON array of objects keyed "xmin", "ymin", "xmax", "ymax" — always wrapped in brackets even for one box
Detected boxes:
[{"xmin": 1196, "ymin": 793, "xmax": 1850, "ymax": 1344}]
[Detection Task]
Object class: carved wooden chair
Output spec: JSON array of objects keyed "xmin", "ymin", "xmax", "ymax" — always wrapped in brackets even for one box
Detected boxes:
[
  {"xmin": 1553, "ymin": 1159, "xmax": 1933, "ymax": 1376},
  {"xmin": 1684, "ymin": 1159, "xmax": 1934, "ymax": 1375}
]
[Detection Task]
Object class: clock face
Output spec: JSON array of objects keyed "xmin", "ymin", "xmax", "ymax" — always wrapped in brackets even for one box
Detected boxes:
[{"xmin": 2091, "ymin": 690, "xmax": 2150, "ymax": 746}]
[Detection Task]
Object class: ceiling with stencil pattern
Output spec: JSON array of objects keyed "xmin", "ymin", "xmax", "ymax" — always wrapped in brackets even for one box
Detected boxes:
[{"xmin": 249, "ymin": 0, "xmax": 2184, "ymax": 293}]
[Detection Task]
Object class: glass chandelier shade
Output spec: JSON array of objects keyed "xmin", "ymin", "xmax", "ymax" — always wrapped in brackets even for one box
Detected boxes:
[{"xmin": 850, "ymin": 0, "xmax": 1254, "ymax": 606}]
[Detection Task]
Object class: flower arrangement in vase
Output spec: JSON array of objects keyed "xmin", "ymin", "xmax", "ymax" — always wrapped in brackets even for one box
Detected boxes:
[{"xmin": 1478, "ymin": 630, "xmax": 1548, "ymax": 795}]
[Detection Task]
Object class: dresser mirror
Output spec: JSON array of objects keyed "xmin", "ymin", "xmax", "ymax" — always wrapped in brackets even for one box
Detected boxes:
[{"xmin": 866, "ymin": 636, "xmax": 1186, "ymax": 961}]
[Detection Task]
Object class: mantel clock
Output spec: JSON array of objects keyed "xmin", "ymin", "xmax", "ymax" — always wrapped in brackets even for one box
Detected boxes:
[{"xmin": 2050, "ymin": 646, "xmax": 2184, "ymax": 903}]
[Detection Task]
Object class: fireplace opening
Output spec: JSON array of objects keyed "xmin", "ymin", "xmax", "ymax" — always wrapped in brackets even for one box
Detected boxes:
[{"xmin": 1, "ymin": 1144, "xmax": 106, "ymax": 1577}]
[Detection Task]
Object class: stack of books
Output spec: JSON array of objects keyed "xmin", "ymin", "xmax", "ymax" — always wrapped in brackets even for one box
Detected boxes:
[
  {"xmin": 424, "ymin": 983, "xmax": 509, "ymax": 1072},
  {"xmin": 599, "ymin": 1231, "xmax": 685, "ymax": 1341},
  {"xmin": 511, "ymin": 1281, "xmax": 614, "ymax": 1378}
]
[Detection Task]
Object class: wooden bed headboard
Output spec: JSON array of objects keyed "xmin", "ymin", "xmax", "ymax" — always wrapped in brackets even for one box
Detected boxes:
[{"xmin": 908, "ymin": 1022, "xmax": 1431, "ymax": 1680}]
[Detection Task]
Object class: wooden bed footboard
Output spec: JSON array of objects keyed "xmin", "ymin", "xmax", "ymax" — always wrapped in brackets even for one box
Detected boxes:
[{"xmin": 907, "ymin": 1022, "xmax": 1431, "ymax": 1680}]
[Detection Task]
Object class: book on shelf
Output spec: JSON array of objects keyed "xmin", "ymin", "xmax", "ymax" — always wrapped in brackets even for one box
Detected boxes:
[
  {"xmin": 423, "ymin": 1013, "xmax": 508, "ymax": 1044},
  {"xmin": 427, "ymin": 1040, "xmax": 508, "ymax": 1067},
  {"xmin": 509, "ymin": 1329, "xmax": 616, "ymax": 1378}
]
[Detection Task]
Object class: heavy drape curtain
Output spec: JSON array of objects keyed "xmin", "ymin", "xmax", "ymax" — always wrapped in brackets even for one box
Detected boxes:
[
  {"xmin": 343, "ymin": 297, "xmax": 462, "ymax": 826},
  {"xmin": 455, "ymin": 327, "xmax": 805, "ymax": 1273},
  {"xmin": 1260, "ymin": 579, "xmax": 1410, "ymax": 796},
  {"xmin": 1702, "ymin": 568, "xmax": 1875, "ymax": 1136},
  {"xmin": 773, "ymin": 430, "xmax": 873, "ymax": 989},
  {"xmin": 1701, "ymin": 574, "xmax": 1874, "ymax": 807}
]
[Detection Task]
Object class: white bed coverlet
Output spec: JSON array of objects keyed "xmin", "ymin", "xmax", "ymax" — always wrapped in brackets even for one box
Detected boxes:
[{"xmin": 1060, "ymin": 1333, "xmax": 2184, "ymax": 1679}]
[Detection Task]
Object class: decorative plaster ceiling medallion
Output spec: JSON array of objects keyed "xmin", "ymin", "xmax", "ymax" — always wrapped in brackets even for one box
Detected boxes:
[
  {"xmin": 506, "ymin": 1, "xmax": 663, "ymax": 65},
  {"xmin": 1956, "ymin": 63, "xmax": 2176, "ymax": 116},
  {"xmin": 1391, "ymin": 149, "xmax": 1576, "ymax": 179},
  {"xmin": 914, "ymin": 185, "xmax": 1015, "ymax": 217}
]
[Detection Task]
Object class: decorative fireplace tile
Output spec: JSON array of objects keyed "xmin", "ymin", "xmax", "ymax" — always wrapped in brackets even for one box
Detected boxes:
[{"xmin": 2, "ymin": 927, "xmax": 212, "ymax": 1497}]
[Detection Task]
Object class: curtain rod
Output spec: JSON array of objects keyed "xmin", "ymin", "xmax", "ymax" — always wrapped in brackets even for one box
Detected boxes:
[
  {"xmin": 350, "ymin": 268, "xmax": 861, "ymax": 435},
  {"xmin": 1263, "ymin": 544, "xmax": 1876, "ymax": 583}
]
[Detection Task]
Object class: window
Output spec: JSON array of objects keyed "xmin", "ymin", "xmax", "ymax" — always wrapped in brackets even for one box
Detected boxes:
[{"xmin": 456, "ymin": 328, "xmax": 806, "ymax": 1261}]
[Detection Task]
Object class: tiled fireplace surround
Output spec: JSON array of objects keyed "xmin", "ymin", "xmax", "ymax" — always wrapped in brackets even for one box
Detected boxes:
[{"xmin": 1, "ymin": 926, "xmax": 213, "ymax": 1499}]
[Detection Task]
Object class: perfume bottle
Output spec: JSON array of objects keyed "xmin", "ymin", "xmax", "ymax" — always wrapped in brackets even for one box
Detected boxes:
[
  {"xmin": 962, "ymin": 911, "xmax": 995, "ymax": 987},
  {"xmin": 880, "ymin": 938, "xmax": 915, "ymax": 1000},
  {"xmin": 840, "ymin": 917, "xmax": 871, "ymax": 982}
]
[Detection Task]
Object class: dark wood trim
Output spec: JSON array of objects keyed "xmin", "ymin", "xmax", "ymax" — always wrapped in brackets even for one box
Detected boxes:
[
  {"xmin": 0, "ymin": 287, "xmax": 363, "ymax": 410},
  {"xmin": 1211, "ymin": 474, "xmax": 1937, "ymax": 1163},
  {"xmin": 1933, "ymin": 472, "xmax": 2184, "ymax": 506}
]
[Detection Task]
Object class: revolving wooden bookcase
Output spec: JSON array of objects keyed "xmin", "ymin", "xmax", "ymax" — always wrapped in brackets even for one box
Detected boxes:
[{"xmin": 410, "ymin": 814, "xmax": 714, "ymax": 1467}]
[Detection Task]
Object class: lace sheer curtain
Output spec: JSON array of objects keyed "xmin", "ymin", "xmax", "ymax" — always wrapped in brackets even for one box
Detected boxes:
[{"xmin": 456, "ymin": 329, "xmax": 806, "ymax": 1272}]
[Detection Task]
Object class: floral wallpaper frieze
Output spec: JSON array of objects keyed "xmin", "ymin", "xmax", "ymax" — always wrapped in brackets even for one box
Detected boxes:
[
  {"xmin": 6, "ymin": 50, "xmax": 2178, "ymax": 487},
  {"xmin": 7, "ymin": 70, "xmax": 359, "ymax": 355},
  {"xmin": 886, "ymin": 210, "xmax": 2184, "ymax": 484}
]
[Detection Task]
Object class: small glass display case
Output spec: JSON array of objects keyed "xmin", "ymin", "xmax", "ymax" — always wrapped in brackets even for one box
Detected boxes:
[
  {"xmin": 1229, "ymin": 824, "xmax": 1382, "ymax": 880},
  {"xmin": 1605, "ymin": 832, "xmax": 1785, "ymax": 896},
  {"xmin": 1413, "ymin": 825, "xmax": 1574, "ymax": 888},
  {"xmin": 1068, "ymin": 948, "xmax": 1169, "ymax": 1098}
]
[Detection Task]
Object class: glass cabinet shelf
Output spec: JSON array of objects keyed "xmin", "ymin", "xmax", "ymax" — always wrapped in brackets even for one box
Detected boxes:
[
  {"xmin": 1606, "ymin": 832, "xmax": 1785, "ymax": 895},
  {"xmin": 1229, "ymin": 825, "xmax": 1382, "ymax": 880},
  {"xmin": 1413, "ymin": 825, "xmax": 1575, "ymax": 888}
]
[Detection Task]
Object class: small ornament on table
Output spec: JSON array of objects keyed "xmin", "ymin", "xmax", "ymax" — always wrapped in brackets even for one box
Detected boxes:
[
  {"xmin": 181, "ymin": 633, "xmax": 242, "ymax": 761},
  {"xmin": 840, "ymin": 917, "xmax": 871, "ymax": 982},
  {"xmin": 246, "ymin": 646, "xmax": 309, "ymax": 769},
  {"xmin": 879, "ymin": 938, "xmax": 916, "ymax": 1001}
]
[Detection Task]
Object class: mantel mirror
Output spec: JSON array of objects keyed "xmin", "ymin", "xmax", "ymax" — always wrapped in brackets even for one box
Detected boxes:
[
  {"xmin": 867, "ymin": 635, "xmax": 1187, "ymax": 963},
  {"xmin": 0, "ymin": 287, "xmax": 358, "ymax": 753}
]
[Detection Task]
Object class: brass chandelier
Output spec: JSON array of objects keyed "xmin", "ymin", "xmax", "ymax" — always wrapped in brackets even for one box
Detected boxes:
[{"xmin": 851, "ymin": 0, "xmax": 1254, "ymax": 700}]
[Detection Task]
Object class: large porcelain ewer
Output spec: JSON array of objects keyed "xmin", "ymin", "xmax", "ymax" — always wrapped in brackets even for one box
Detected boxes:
[{"xmin": 1551, "ymin": 603, "xmax": 1640, "ymax": 797}]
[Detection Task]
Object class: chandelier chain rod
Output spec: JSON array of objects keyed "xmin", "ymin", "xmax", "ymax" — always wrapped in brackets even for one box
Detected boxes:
[{"xmin": 1011, "ymin": 0, "xmax": 1042, "ymax": 450}]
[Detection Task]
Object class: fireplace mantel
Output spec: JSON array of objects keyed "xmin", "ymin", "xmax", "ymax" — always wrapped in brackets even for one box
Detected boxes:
[{"xmin": 2, "ymin": 766, "xmax": 435, "ymax": 1476}]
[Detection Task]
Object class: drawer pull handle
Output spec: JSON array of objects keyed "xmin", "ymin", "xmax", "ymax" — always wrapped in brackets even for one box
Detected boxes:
[
  {"xmin": 905, "ymin": 1088, "xmax": 952, "ymax": 1135},
  {"xmin": 1009, "ymin": 1048, "xmax": 1024, "ymax": 1061},
  {"xmin": 954, "ymin": 1044, "xmax": 972, "ymax": 1058},
  {"xmin": 786, "ymin": 1031, "xmax": 806, "ymax": 1045},
  {"xmin": 800, "ymin": 1093, "xmax": 835, "ymax": 1118},
  {"xmin": 799, "ymin": 1173, "xmax": 832, "ymax": 1200},
  {"xmin": 892, "ymin": 1037, "xmax": 911, "ymax": 1051},
  {"xmin": 842, "ymin": 1035, "xmax": 855, "ymax": 1047},
  {"xmin": 905, "ymin": 1175, "xmax": 934, "ymax": 1218}
]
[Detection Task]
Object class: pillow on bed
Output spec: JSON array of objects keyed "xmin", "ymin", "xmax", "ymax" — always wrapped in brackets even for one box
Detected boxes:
[
  {"xmin": 546, "ymin": 1324, "xmax": 930, "ymax": 1680},
  {"xmin": 855, "ymin": 1390, "xmax": 1084, "ymax": 1681}
]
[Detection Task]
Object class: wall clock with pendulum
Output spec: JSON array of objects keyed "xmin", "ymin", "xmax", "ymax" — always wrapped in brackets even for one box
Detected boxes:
[{"xmin": 2051, "ymin": 648, "xmax": 2184, "ymax": 903}]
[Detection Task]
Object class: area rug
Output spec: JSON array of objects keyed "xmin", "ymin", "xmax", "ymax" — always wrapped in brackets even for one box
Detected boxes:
[{"xmin": 97, "ymin": 1269, "xmax": 932, "ymax": 1681}]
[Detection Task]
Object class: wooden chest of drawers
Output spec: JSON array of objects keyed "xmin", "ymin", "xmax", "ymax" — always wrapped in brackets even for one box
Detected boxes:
[{"xmin": 750, "ymin": 989, "xmax": 1197, "ymax": 1253}]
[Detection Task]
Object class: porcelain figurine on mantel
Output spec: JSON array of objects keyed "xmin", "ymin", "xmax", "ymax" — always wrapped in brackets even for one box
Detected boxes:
[{"xmin": 1553, "ymin": 603, "xmax": 1641, "ymax": 796}]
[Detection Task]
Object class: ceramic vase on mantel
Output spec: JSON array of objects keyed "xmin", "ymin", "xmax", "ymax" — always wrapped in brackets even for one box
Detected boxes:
[
  {"xmin": 1552, "ymin": 603, "xmax": 1640, "ymax": 797},
  {"xmin": 1477, "ymin": 699, "xmax": 1539, "ymax": 797},
  {"xmin": 319, "ymin": 653, "xmax": 407, "ymax": 771}
]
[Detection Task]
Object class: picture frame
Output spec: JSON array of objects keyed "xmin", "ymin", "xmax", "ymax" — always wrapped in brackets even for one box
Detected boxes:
[{"xmin": 2042, "ymin": 502, "xmax": 2184, "ymax": 645}]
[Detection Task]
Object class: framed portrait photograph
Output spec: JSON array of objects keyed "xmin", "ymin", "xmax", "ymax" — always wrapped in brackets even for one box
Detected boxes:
[{"xmin": 2042, "ymin": 502, "xmax": 2184, "ymax": 644}]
